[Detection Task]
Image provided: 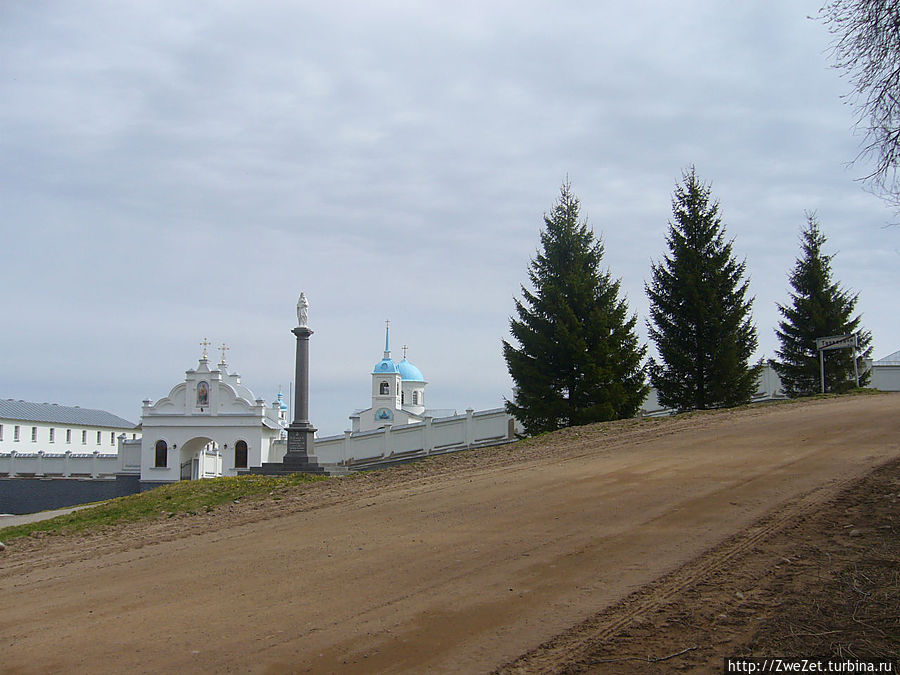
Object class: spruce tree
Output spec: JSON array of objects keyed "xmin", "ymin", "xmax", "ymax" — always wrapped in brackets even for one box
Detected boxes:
[
  {"xmin": 774, "ymin": 213, "xmax": 872, "ymax": 396},
  {"xmin": 503, "ymin": 180, "xmax": 648, "ymax": 435},
  {"xmin": 646, "ymin": 167, "xmax": 760, "ymax": 412}
]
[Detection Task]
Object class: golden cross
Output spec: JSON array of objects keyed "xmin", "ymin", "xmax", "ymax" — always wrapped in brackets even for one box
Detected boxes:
[
  {"xmin": 219, "ymin": 343, "xmax": 229, "ymax": 364},
  {"xmin": 200, "ymin": 337, "xmax": 210, "ymax": 360}
]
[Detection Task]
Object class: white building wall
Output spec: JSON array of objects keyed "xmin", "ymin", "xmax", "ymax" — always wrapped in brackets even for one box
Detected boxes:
[
  {"xmin": 0, "ymin": 418, "xmax": 137, "ymax": 455},
  {"xmin": 871, "ymin": 365, "xmax": 900, "ymax": 391}
]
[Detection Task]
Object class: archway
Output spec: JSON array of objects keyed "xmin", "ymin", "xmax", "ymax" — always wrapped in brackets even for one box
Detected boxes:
[{"xmin": 179, "ymin": 436, "xmax": 220, "ymax": 480}]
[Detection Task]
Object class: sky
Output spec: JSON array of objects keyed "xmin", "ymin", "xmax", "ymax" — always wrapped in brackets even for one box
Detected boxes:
[{"xmin": 2, "ymin": 1, "xmax": 898, "ymax": 437}]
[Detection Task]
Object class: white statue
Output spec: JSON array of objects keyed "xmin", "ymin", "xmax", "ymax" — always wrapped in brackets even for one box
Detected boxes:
[{"xmin": 297, "ymin": 291, "xmax": 309, "ymax": 327}]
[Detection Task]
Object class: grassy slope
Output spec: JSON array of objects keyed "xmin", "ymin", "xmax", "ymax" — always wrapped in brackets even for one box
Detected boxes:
[{"xmin": 0, "ymin": 473, "xmax": 328, "ymax": 541}]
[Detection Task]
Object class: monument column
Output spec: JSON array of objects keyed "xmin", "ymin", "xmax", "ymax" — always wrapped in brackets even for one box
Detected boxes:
[
  {"xmin": 250, "ymin": 291, "xmax": 327, "ymax": 475},
  {"xmin": 283, "ymin": 292, "xmax": 320, "ymax": 469}
]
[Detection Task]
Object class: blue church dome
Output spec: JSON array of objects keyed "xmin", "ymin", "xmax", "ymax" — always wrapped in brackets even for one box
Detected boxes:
[
  {"xmin": 398, "ymin": 358, "xmax": 425, "ymax": 382},
  {"xmin": 373, "ymin": 358, "xmax": 400, "ymax": 374}
]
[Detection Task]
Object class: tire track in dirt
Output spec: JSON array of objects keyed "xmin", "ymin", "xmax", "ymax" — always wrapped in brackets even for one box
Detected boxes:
[{"xmin": 494, "ymin": 461, "xmax": 881, "ymax": 674}]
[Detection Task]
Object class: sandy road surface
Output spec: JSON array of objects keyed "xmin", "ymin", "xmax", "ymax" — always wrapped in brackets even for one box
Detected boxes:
[{"xmin": 1, "ymin": 395, "xmax": 898, "ymax": 674}]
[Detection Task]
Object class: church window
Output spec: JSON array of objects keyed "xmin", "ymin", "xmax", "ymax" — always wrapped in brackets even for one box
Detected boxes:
[
  {"xmin": 154, "ymin": 440, "xmax": 168, "ymax": 468},
  {"xmin": 82, "ymin": 429, "xmax": 87, "ymax": 444},
  {"xmin": 14, "ymin": 425, "xmax": 20, "ymax": 442},
  {"xmin": 49, "ymin": 428, "xmax": 55, "ymax": 443},
  {"xmin": 401, "ymin": 391, "xmax": 405, "ymax": 404},
  {"xmin": 96, "ymin": 431, "xmax": 102, "ymax": 444},
  {"xmin": 379, "ymin": 381, "xmax": 389, "ymax": 395},
  {"xmin": 110, "ymin": 432, "xmax": 116, "ymax": 445},
  {"xmin": 66, "ymin": 429, "xmax": 71, "ymax": 443},
  {"xmin": 235, "ymin": 440, "xmax": 248, "ymax": 469},
  {"xmin": 412, "ymin": 391, "xmax": 418, "ymax": 405},
  {"xmin": 32, "ymin": 426, "xmax": 37, "ymax": 442},
  {"xmin": 0, "ymin": 424, "xmax": 3, "ymax": 441},
  {"xmin": 197, "ymin": 381, "xmax": 209, "ymax": 407}
]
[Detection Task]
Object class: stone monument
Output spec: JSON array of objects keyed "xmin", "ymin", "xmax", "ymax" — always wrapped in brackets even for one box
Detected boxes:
[{"xmin": 253, "ymin": 291, "xmax": 327, "ymax": 475}]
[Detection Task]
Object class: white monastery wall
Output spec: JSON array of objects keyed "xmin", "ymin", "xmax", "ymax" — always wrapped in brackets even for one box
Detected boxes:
[
  {"xmin": 0, "ymin": 436, "xmax": 142, "ymax": 479},
  {"xmin": 314, "ymin": 408, "xmax": 518, "ymax": 466}
]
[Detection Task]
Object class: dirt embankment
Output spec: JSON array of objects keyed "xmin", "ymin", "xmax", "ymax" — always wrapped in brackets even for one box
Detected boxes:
[{"xmin": 1, "ymin": 394, "xmax": 898, "ymax": 674}]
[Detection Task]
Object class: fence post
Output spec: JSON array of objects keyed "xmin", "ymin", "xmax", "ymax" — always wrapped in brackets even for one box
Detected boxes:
[
  {"xmin": 383, "ymin": 424, "xmax": 392, "ymax": 457},
  {"xmin": 64, "ymin": 449, "xmax": 72, "ymax": 477},
  {"xmin": 466, "ymin": 408, "xmax": 475, "ymax": 448},
  {"xmin": 36, "ymin": 450, "xmax": 45, "ymax": 477},
  {"xmin": 91, "ymin": 450, "xmax": 100, "ymax": 478},
  {"xmin": 424, "ymin": 416, "xmax": 434, "ymax": 454},
  {"xmin": 343, "ymin": 430, "xmax": 352, "ymax": 464},
  {"xmin": 9, "ymin": 450, "xmax": 15, "ymax": 478}
]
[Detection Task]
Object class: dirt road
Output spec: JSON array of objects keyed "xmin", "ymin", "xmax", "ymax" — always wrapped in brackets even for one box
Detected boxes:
[{"xmin": 1, "ymin": 394, "xmax": 898, "ymax": 673}]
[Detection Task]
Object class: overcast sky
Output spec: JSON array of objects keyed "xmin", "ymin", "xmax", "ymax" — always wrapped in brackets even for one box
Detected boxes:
[{"xmin": 2, "ymin": 1, "xmax": 897, "ymax": 436}]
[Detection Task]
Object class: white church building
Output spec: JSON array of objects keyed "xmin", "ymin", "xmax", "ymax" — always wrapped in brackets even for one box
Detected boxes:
[
  {"xmin": 137, "ymin": 341, "xmax": 288, "ymax": 486},
  {"xmin": 350, "ymin": 323, "xmax": 455, "ymax": 433}
]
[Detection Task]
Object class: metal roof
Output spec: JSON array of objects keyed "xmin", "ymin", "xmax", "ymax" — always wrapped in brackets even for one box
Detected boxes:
[
  {"xmin": 874, "ymin": 349, "xmax": 900, "ymax": 366},
  {"xmin": 0, "ymin": 399, "xmax": 136, "ymax": 428}
]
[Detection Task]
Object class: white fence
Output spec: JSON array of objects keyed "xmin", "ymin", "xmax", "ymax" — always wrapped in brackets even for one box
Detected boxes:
[
  {"xmin": 0, "ymin": 450, "xmax": 120, "ymax": 478},
  {"xmin": 314, "ymin": 408, "xmax": 518, "ymax": 468},
  {"xmin": 0, "ymin": 437, "xmax": 142, "ymax": 479}
]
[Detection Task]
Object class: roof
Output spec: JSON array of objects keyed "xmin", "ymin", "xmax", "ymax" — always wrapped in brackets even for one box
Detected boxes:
[
  {"xmin": 373, "ymin": 357, "xmax": 401, "ymax": 374},
  {"xmin": 874, "ymin": 349, "xmax": 900, "ymax": 366},
  {"xmin": 397, "ymin": 358, "xmax": 425, "ymax": 382},
  {"xmin": 0, "ymin": 399, "xmax": 136, "ymax": 428}
]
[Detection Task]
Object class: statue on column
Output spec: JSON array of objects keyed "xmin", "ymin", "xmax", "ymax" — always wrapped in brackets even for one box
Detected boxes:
[{"xmin": 297, "ymin": 292, "xmax": 309, "ymax": 328}]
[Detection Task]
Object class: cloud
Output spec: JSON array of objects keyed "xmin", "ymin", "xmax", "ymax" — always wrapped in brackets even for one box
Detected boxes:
[{"xmin": 1, "ymin": 1, "xmax": 897, "ymax": 435}]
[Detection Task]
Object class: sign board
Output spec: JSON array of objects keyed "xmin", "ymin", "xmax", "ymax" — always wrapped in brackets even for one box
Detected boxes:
[
  {"xmin": 816, "ymin": 334, "xmax": 857, "ymax": 351},
  {"xmin": 815, "ymin": 333, "xmax": 860, "ymax": 393}
]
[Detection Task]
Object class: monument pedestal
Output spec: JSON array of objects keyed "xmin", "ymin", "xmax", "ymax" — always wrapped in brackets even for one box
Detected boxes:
[{"xmin": 252, "ymin": 424, "xmax": 327, "ymax": 475}]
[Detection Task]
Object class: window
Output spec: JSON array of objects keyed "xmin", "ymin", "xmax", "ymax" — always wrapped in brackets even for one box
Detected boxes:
[
  {"xmin": 14, "ymin": 425, "xmax": 20, "ymax": 442},
  {"xmin": 96, "ymin": 431, "xmax": 101, "ymax": 444},
  {"xmin": 66, "ymin": 429, "xmax": 72, "ymax": 444},
  {"xmin": 0, "ymin": 424, "xmax": 3, "ymax": 441},
  {"xmin": 379, "ymin": 381, "xmax": 389, "ymax": 395},
  {"xmin": 49, "ymin": 428, "xmax": 55, "ymax": 443},
  {"xmin": 401, "ymin": 391, "xmax": 405, "ymax": 404},
  {"xmin": 32, "ymin": 426, "xmax": 37, "ymax": 442},
  {"xmin": 234, "ymin": 440, "xmax": 248, "ymax": 469},
  {"xmin": 412, "ymin": 391, "xmax": 418, "ymax": 405},
  {"xmin": 110, "ymin": 431, "xmax": 115, "ymax": 445},
  {"xmin": 82, "ymin": 430, "xmax": 87, "ymax": 444},
  {"xmin": 154, "ymin": 440, "xmax": 168, "ymax": 468},
  {"xmin": 132, "ymin": 433, "xmax": 137, "ymax": 440}
]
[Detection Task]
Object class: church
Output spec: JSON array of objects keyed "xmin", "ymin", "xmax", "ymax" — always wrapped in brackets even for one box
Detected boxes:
[{"xmin": 349, "ymin": 322, "xmax": 455, "ymax": 433}]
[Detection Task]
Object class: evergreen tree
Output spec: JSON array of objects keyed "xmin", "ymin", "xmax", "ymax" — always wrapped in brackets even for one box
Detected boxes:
[
  {"xmin": 503, "ymin": 180, "xmax": 648, "ymax": 435},
  {"xmin": 774, "ymin": 213, "xmax": 872, "ymax": 396},
  {"xmin": 646, "ymin": 167, "xmax": 760, "ymax": 412}
]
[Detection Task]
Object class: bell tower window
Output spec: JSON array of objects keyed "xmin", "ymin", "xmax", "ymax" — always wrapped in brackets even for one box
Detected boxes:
[{"xmin": 379, "ymin": 381, "xmax": 389, "ymax": 395}]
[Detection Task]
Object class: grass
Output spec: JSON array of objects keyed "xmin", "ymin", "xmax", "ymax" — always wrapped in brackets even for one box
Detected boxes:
[{"xmin": 0, "ymin": 473, "xmax": 328, "ymax": 542}]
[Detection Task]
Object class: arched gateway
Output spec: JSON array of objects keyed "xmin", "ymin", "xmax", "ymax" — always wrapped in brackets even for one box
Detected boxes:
[{"xmin": 138, "ymin": 345, "xmax": 288, "ymax": 488}]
